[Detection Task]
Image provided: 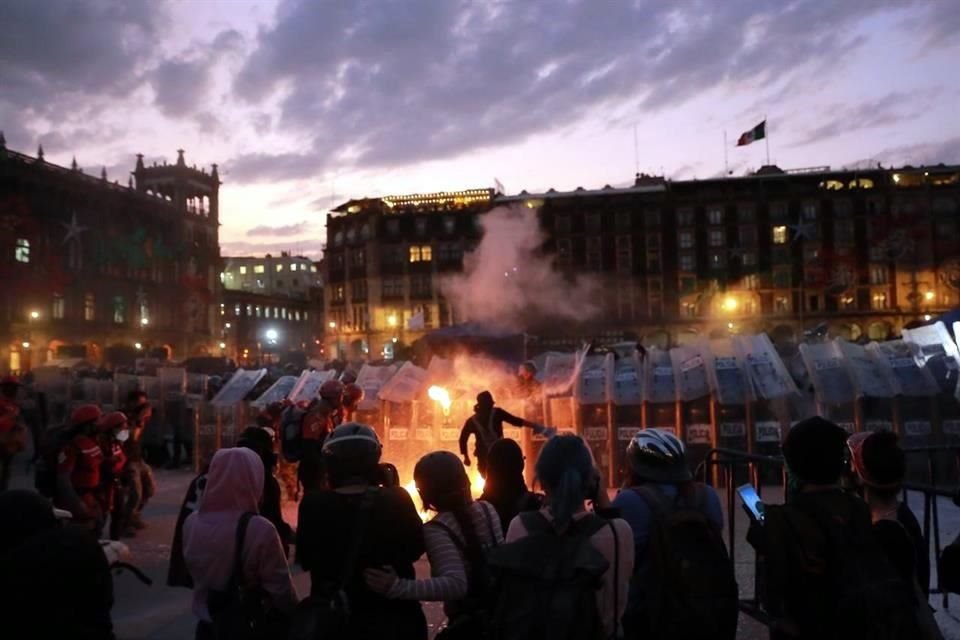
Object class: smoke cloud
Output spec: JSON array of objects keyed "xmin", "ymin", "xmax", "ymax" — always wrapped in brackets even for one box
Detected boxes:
[{"xmin": 440, "ymin": 205, "xmax": 602, "ymax": 331}]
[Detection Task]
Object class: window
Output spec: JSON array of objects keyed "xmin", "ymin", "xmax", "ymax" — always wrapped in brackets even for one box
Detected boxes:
[
  {"xmin": 709, "ymin": 251, "xmax": 725, "ymax": 269},
  {"xmin": 870, "ymin": 265, "xmax": 888, "ymax": 285},
  {"xmin": 615, "ymin": 212, "xmax": 632, "ymax": 232},
  {"xmin": 772, "ymin": 225, "xmax": 788, "ymax": 244},
  {"xmin": 386, "ymin": 219, "xmax": 400, "ymax": 235},
  {"xmin": 677, "ymin": 207, "xmax": 695, "ymax": 227},
  {"xmin": 709, "ymin": 229, "xmax": 725, "ymax": 247},
  {"xmin": 409, "ymin": 246, "xmax": 422, "ymax": 262},
  {"xmin": 112, "ymin": 297, "xmax": 126, "ymax": 324},
  {"xmin": 679, "ymin": 276, "xmax": 697, "ymax": 294},
  {"xmin": 555, "ymin": 215, "xmax": 572, "ymax": 234},
  {"xmin": 14, "ymin": 238, "xmax": 29, "ymax": 263},
  {"xmin": 253, "ymin": 264, "xmax": 265, "ymax": 274},
  {"xmin": 415, "ymin": 218, "xmax": 427, "ymax": 236},
  {"xmin": 742, "ymin": 251, "xmax": 757, "ymax": 267},
  {"xmin": 295, "ymin": 311, "xmax": 301, "ymax": 321},
  {"xmin": 332, "ymin": 231, "xmax": 344, "ymax": 247},
  {"xmin": 255, "ymin": 305, "xmax": 262, "ymax": 318},
  {"xmin": 679, "ymin": 253, "xmax": 695, "ymax": 272},
  {"xmin": 644, "ymin": 209, "xmax": 661, "ymax": 227},
  {"xmin": 52, "ymin": 294, "xmax": 65, "ymax": 319},
  {"xmin": 743, "ymin": 273, "xmax": 760, "ymax": 290},
  {"xmin": 245, "ymin": 304, "xmax": 252, "ymax": 317},
  {"xmin": 351, "ymin": 280, "xmax": 367, "ymax": 300},
  {"xmin": 678, "ymin": 231, "xmax": 695, "ymax": 249},
  {"xmin": 737, "ymin": 204, "xmax": 756, "ymax": 223},
  {"xmin": 681, "ymin": 301, "xmax": 698, "ymax": 317},
  {"xmin": 281, "ymin": 308, "xmax": 288, "ymax": 320},
  {"xmin": 311, "ymin": 265, "xmax": 318, "ymax": 273},
  {"xmin": 409, "ymin": 245, "xmax": 432, "ymax": 263},
  {"xmin": 773, "ymin": 269, "xmax": 792, "ymax": 288},
  {"xmin": 333, "ymin": 286, "xmax": 345, "ymax": 303},
  {"xmin": 770, "ymin": 202, "xmax": 788, "ymax": 220},
  {"xmin": 834, "ymin": 219, "xmax": 855, "ymax": 246},
  {"xmin": 586, "ymin": 214, "xmax": 602, "ymax": 234},
  {"xmin": 346, "ymin": 227, "xmax": 357, "ymax": 243},
  {"xmin": 276, "ymin": 280, "xmax": 285, "ymax": 288},
  {"xmin": 438, "ymin": 244, "xmax": 462, "ymax": 263},
  {"xmin": 256, "ymin": 278, "xmax": 265, "ymax": 288},
  {"xmin": 707, "ymin": 206, "xmax": 724, "ymax": 225},
  {"xmin": 871, "ymin": 292, "xmax": 888, "ymax": 310},
  {"xmin": 834, "ymin": 199, "xmax": 853, "ymax": 217},
  {"xmin": 646, "ymin": 249, "xmax": 661, "ymax": 273},
  {"xmin": 557, "ymin": 239, "xmax": 572, "ymax": 267},
  {"xmin": 290, "ymin": 264, "xmax": 298, "ymax": 272},
  {"xmin": 739, "ymin": 225, "xmax": 757, "ymax": 247},
  {"xmin": 383, "ymin": 276, "xmax": 404, "ymax": 298},
  {"xmin": 351, "ymin": 249, "xmax": 366, "ymax": 267},
  {"xmin": 276, "ymin": 263, "xmax": 284, "ymax": 272},
  {"xmin": 615, "ymin": 236, "xmax": 632, "ymax": 274},
  {"xmin": 292, "ymin": 279, "xmax": 299, "ymax": 287},
  {"xmin": 233, "ymin": 304, "xmax": 241, "ymax": 316},
  {"xmin": 586, "ymin": 237, "xmax": 603, "ymax": 271},
  {"xmin": 331, "ymin": 254, "xmax": 345, "ymax": 269},
  {"xmin": 444, "ymin": 217, "xmax": 455, "ymax": 234},
  {"xmin": 361, "ymin": 223, "xmax": 372, "ymax": 239},
  {"xmin": 775, "ymin": 296, "xmax": 790, "ymax": 313},
  {"xmin": 410, "ymin": 273, "xmax": 432, "ymax": 298},
  {"xmin": 802, "ymin": 202, "xmax": 818, "ymax": 220},
  {"xmin": 803, "ymin": 246, "xmax": 820, "ymax": 263}
]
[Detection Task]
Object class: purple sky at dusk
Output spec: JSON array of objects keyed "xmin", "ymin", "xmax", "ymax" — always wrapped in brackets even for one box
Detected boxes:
[{"xmin": 1, "ymin": 0, "xmax": 958, "ymax": 259}]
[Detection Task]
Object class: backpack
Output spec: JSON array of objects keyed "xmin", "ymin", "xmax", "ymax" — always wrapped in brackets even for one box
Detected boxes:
[
  {"xmin": 280, "ymin": 405, "xmax": 306, "ymax": 462},
  {"xmin": 629, "ymin": 484, "xmax": 738, "ymax": 640},
  {"xmin": 288, "ymin": 488, "xmax": 378, "ymax": 640},
  {"xmin": 770, "ymin": 493, "xmax": 922, "ymax": 640},
  {"xmin": 487, "ymin": 511, "xmax": 613, "ymax": 640},
  {"xmin": 429, "ymin": 503, "xmax": 500, "ymax": 640},
  {"xmin": 208, "ymin": 512, "xmax": 286, "ymax": 640}
]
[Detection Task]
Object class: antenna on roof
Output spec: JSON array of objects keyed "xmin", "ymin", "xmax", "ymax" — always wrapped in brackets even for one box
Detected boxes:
[{"xmin": 633, "ymin": 125, "xmax": 639, "ymax": 177}]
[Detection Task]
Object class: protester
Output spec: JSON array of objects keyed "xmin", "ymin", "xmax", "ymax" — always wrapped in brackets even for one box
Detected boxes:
[
  {"xmin": 848, "ymin": 430, "xmax": 934, "ymax": 606},
  {"xmin": 122, "ymin": 390, "xmax": 155, "ymax": 531},
  {"xmin": 479, "ymin": 438, "xmax": 543, "ymax": 535},
  {"xmin": 182, "ymin": 447, "xmax": 298, "ymax": 640},
  {"xmin": 0, "ymin": 490, "xmax": 115, "ymax": 639},
  {"xmin": 56, "ymin": 404, "xmax": 107, "ymax": 532},
  {"xmin": 613, "ymin": 429, "xmax": 736, "ymax": 639},
  {"xmin": 0, "ymin": 375, "xmax": 26, "ymax": 490},
  {"xmin": 237, "ymin": 426, "xmax": 294, "ymax": 555},
  {"xmin": 459, "ymin": 391, "xmax": 553, "ymax": 477},
  {"xmin": 342, "ymin": 382, "xmax": 364, "ymax": 423},
  {"xmin": 365, "ymin": 450, "xmax": 503, "ymax": 634},
  {"xmin": 19, "ymin": 372, "xmax": 48, "ymax": 467},
  {"xmin": 495, "ymin": 434, "xmax": 633, "ymax": 639},
  {"xmin": 95, "ymin": 411, "xmax": 131, "ymax": 540},
  {"xmin": 296, "ymin": 422, "xmax": 427, "ymax": 640},
  {"xmin": 755, "ymin": 417, "xmax": 922, "ymax": 640},
  {"xmin": 514, "ymin": 362, "xmax": 543, "ymax": 421},
  {"xmin": 168, "ymin": 451, "xmax": 214, "ymax": 588},
  {"xmin": 294, "ymin": 379, "xmax": 343, "ymax": 494}
]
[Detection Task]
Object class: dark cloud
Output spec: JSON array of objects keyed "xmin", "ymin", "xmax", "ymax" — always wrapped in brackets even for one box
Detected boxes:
[
  {"xmin": 853, "ymin": 136, "xmax": 960, "ymax": 168},
  {"xmin": 221, "ymin": 239, "xmax": 323, "ymax": 258},
  {"xmin": 793, "ymin": 91, "xmax": 936, "ymax": 147},
  {"xmin": 246, "ymin": 221, "xmax": 312, "ymax": 237},
  {"xmin": 228, "ymin": 0, "xmax": 918, "ymax": 182}
]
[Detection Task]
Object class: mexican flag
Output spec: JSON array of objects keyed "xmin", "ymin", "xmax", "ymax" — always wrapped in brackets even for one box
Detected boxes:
[{"xmin": 737, "ymin": 120, "xmax": 766, "ymax": 146}]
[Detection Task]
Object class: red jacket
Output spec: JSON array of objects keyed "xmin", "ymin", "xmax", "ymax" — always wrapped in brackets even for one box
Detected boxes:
[{"xmin": 58, "ymin": 434, "xmax": 103, "ymax": 491}]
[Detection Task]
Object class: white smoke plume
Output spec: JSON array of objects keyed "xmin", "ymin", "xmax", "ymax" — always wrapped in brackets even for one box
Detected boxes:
[{"xmin": 440, "ymin": 205, "xmax": 602, "ymax": 331}]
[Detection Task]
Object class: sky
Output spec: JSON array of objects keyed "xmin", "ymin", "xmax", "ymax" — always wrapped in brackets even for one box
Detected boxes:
[{"xmin": 2, "ymin": 0, "xmax": 959, "ymax": 259}]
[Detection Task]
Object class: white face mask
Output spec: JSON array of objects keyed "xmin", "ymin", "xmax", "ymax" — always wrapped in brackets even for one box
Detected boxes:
[{"xmin": 115, "ymin": 429, "xmax": 130, "ymax": 442}]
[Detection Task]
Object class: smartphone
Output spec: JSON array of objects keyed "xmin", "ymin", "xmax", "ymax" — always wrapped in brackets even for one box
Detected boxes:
[{"xmin": 737, "ymin": 483, "xmax": 765, "ymax": 521}]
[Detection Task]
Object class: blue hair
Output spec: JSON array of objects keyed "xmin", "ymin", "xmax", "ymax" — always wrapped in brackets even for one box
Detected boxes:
[{"xmin": 535, "ymin": 434, "xmax": 594, "ymax": 530}]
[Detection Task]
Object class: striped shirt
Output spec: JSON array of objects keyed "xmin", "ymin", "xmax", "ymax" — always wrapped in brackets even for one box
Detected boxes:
[{"xmin": 388, "ymin": 500, "xmax": 503, "ymax": 618}]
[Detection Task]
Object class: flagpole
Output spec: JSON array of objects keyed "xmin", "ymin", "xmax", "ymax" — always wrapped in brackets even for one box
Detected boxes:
[
  {"xmin": 764, "ymin": 114, "xmax": 771, "ymax": 166},
  {"xmin": 723, "ymin": 130, "xmax": 729, "ymax": 175}
]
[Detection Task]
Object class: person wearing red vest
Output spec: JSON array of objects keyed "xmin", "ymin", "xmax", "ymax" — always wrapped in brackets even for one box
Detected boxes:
[
  {"xmin": 96, "ymin": 411, "xmax": 130, "ymax": 539},
  {"xmin": 56, "ymin": 404, "xmax": 106, "ymax": 533},
  {"xmin": 0, "ymin": 375, "xmax": 26, "ymax": 491}
]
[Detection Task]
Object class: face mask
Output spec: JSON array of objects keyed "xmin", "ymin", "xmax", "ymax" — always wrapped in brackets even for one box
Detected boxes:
[{"xmin": 115, "ymin": 429, "xmax": 130, "ymax": 442}]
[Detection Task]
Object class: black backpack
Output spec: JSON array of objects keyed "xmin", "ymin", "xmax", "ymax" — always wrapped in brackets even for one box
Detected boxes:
[
  {"xmin": 288, "ymin": 488, "xmax": 378, "ymax": 640},
  {"xmin": 629, "ymin": 484, "xmax": 739, "ymax": 640},
  {"xmin": 487, "ymin": 511, "xmax": 613, "ymax": 640},
  {"xmin": 208, "ymin": 512, "xmax": 286, "ymax": 640}
]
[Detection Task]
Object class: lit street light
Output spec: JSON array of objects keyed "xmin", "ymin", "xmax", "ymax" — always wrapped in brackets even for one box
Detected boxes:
[
  {"xmin": 387, "ymin": 314, "xmax": 398, "ymax": 328},
  {"xmin": 135, "ymin": 342, "xmax": 143, "ymax": 350},
  {"xmin": 225, "ymin": 322, "xmax": 231, "ymax": 329},
  {"xmin": 219, "ymin": 342, "xmax": 226, "ymax": 349},
  {"xmin": 265, "ymin": 328, "xmax": 279, "ymax": 342},
  {"xmin": 141, "ymin": 317, "xmax": 149, "ymax": 326},
  {"xmin": 924, "ymin": 291, "xmax": 935, "ymax": 302},
  {"xmin": 21, "ymin": 341, "xmax": 30, "ymax": 349},
  {"xmin": 29, "ymin": 310, "xmax": 40, "ymax": 320},
  {"xmin": 328, "ymin": 321, "xmax": 337, "ymax": 330}
]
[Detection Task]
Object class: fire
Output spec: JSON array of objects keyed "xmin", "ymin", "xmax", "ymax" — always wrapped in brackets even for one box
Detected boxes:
[
  {"xmin": 428, "ymin": 385, "xmax": 452, "ymax": 414},
  {"xmin": 404, "ymin": 481, "xmax": 431, "ymax": 522},
  {"xmin": 471, "ymin": 473, "xmax": 485, "ymax": 496}
]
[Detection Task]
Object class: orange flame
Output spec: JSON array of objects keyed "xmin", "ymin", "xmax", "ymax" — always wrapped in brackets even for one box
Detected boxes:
[{"xmin": 428, "ymin": 385, "xmax": 452, "ymax": 414}]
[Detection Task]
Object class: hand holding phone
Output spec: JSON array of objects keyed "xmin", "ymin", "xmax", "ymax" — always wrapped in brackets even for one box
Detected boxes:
[{"xmin": 737, "ymin": 483, "xmax": 765, "ymax": 522}]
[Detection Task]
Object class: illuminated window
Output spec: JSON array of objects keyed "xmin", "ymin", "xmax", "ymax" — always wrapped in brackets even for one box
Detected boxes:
[
  {"xmin": 234, "ymin": 304, "xmax": 241, "ymax": 316},
  {"xmin": 743, "ymin": 274, "xmax": 760, "ymax": 290},
  {"xmin": 52, "ymin": 294, "xmax": 65, "ymax": 319},
  {"xmin": 253, "ymin": 264, "xmax": 265, "ymax": 274},
  {"xmin": 14, "ymin": 238, "xmax": 29, "ymax": 263},
  {"xmin": 870, "ymin": 265, "xmax": 888, "ymax": 285},
  {"xmin": 112, "ymin": 296, "xmax": 126, "ymax": 324},
  {"xmin": 276, "ymin": 263, "xmax": 284, "ymax": 272},
  {"xmin": 709, "ymin": 251, "xmax": 725, "ymax": 269},
  {"xmin": 239, "ymin": 265, "xmax": 247, "ymax": 275},
  {"xmin": 774, "ymin": 296, "xmax": 790, "ymax": 313},
  {"xmin": 311, "ymin": 265, "xmax": 318, "ymax": 273},
  {"xmin": 421, "ymin": 246, "xmax": 432, "ymax": 262},
  {"xmin": 255, "ymin": 306, "xmax": 262, "ymax": 318},
  {"xmin": 871, "ymin": 292, "xmax": 888, "ymax": 310},
  {"xmin": 742, "ymin": 251, "xmax": 757, "ymax": 266},
  {"xmin": 290, "ymin": 264, "xmax": 298, "ymax": 272},
  {"xmin": 256, "ymin": 278, "xmax": 264, "ymax": 288},
  {"xmin": 245, "ymin": 304, "xmax": 252, "ymax": 316},
  {"xmin": 282, "ymin": 308, "xmax": 287, "ymax": 320},
  {"xmin": 772, "ymin": 225, "xmax": 788, "ymax": 244},
  {"xmin": 409, "ymin": 246, "xmax": 421, "ymax": 263}
]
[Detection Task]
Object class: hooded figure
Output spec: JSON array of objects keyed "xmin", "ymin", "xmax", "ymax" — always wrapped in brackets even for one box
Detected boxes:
[
  {"xmin": 182, "ymin": 447, "xmax": 298, "ymax": 629},
  {"xmin": 459, "ymin": 391, "xmax": 552, "ymax": 477}
]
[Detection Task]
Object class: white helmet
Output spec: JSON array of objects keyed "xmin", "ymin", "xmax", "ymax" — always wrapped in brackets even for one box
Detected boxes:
[{"xmin": 626, "ymin": 429, "xmax": 692, "ymax": 483}]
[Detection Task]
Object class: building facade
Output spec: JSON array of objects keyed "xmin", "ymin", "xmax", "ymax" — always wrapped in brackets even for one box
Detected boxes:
[
  {"xmin": 325, "ymin": 164, "xmax": 960, "ymax": 357},
  {"xmin": 0, "ymin": 140, "xmax": 221, "ymax": 372},
  {"xmin": 223, "ymin": 253, "xmax": 318, "ymax": 298}
]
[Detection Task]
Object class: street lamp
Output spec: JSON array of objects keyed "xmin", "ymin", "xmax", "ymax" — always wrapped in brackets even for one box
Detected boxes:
[
  {"xmin": 924, "ymin": 291, "xmax": 935, "ymax": 302},
  {"xmin": 387, "ymin": 314, "xmax": 398, "ymax": 328},
  {"xmin": 722, "ymin": 296, "xmax": 738, "ymax": 313},
  {"xmin": 21, "ymin": 341, "xmax": 30, "ymax": 349},
  {"xmin": 328, "ymin": 321, "xmax": 337, "ymax": 330},
  {"xmin": 218, "ymin": 342, "xmax": 226, "ymax": 350},
  {"xmin": 225, "ymin": 322, "xmax": 231, "ymax": 329},
  {"xmin": 140, "ymin": 317, "xmax": 149, "ymax": 326},
  {"xmin": 29, "ymin": 310, "xmax": 40, "ymax": 320},
  {"xmin": 265, "ymin": 328, "xmax": 279, "ymax": 342},
  {"xmin": 134, "ymin": 342, "xmax": 143, "ymax": 350}
]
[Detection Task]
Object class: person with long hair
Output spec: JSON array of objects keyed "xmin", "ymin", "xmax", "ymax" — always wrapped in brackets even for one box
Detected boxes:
[
  {"xmin": 504, "ymin": 434, "xmax": 633, "ymax": 638},
  {"xmin": 365, "ymin": 450, "xmax": 502, "ymax": 635},
  {"xmin": 479, "ymin": 438, "xmax": 542, "ymax": 535}
]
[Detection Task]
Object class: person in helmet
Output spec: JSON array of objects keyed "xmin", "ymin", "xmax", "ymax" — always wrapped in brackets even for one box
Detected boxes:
[
  {"xmin": 0, "ymin": 375, "xmax": 25, "ymax": 491},
  {"xmin": 55, "ymin": 404, "xmax": 107, "ymax": 532},
  {"xmin": 611, "ymin": 428, "xmax": 724, "ymax": 636},
  {"xmin": 296, "ymin": 423, "xmax": 428, "ymax": 640},
  {"xmin": 365, "ymin": 451, "xmax": 503, "ymax": 629},
  {"xmin": 294, "ymin": 379, "xmax": 344, "ymax": 494},
  {"xmin": 459, "ymin": 391, "xmax": 554, "ymax": 478},
  {"xmin": 95, "ymin": 412, "xmax": 131, "ymax": 539},
  {"xmin": 341, "ymin": 383, "xmax": 364, "ymax": 423}
]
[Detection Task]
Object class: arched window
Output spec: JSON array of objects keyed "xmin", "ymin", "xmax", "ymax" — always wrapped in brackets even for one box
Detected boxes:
[{"xmin": 15, "ymin": 238, "xmax": 29, "ymax": 263}]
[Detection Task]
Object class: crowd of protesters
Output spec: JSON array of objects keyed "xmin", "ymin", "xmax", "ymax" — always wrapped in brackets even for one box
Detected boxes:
[{"xmin": 0, "ymin": 365, "xmax": 954, "ymax": 640}]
